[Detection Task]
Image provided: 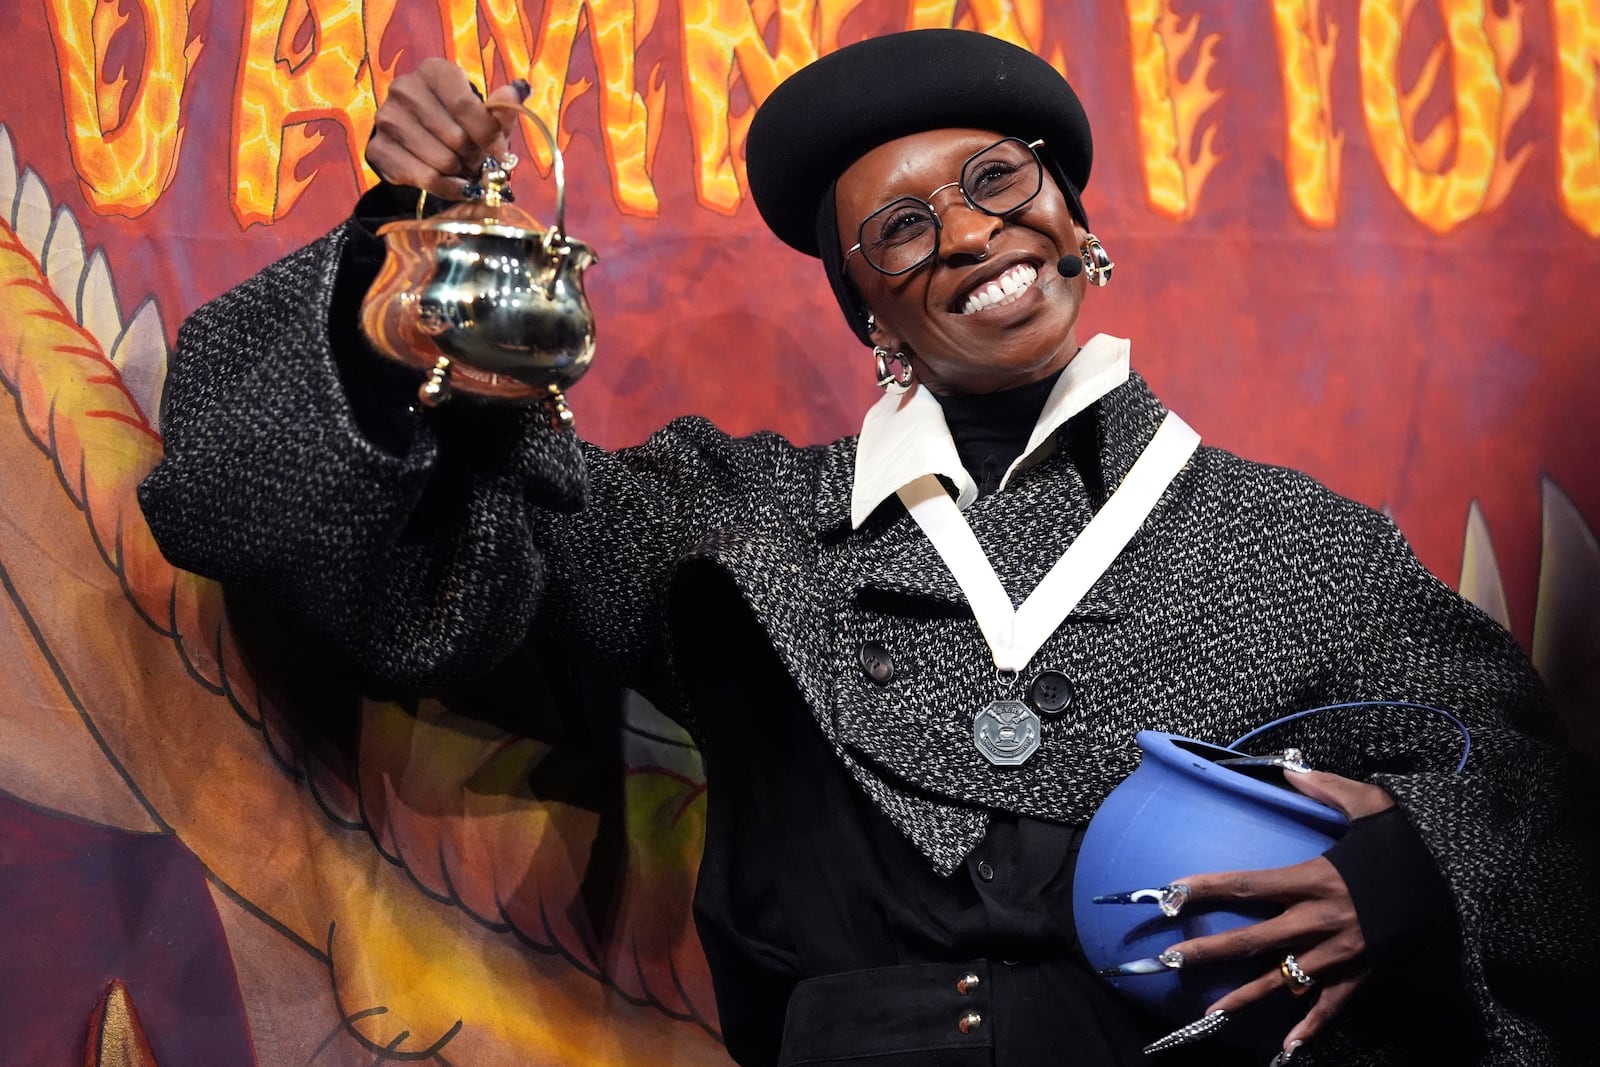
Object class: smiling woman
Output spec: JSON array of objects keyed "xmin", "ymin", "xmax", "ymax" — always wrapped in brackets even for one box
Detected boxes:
[
  {"xmin": 137, "ymin": 26, "xmax": 1594, "ymax": 1067},
  {"xmin": 835, "ymin": 128, "xmax": 1087, "ymax": 395}
]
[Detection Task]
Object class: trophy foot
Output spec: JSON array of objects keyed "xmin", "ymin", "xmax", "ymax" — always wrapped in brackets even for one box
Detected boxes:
[
  {"xmin": 419, "ymin": 357, "xmax": 453, "ymax": 407},
  {"xmin": 543, "ymin": 385, "xmax": 575, "ymax": 430}
]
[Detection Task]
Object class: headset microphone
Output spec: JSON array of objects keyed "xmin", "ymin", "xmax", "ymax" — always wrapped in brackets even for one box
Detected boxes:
[{"xmin": 1056, "ymin": 254, "xmax": 1084, "ymax": 279}]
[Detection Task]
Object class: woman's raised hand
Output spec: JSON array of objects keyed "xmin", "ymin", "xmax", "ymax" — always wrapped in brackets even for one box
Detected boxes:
[
  {"xmin": 366, "ymin": 59, "xmax": 528, "ymax": 201},
  {"xmin": 1155, "ymin": 771, "xmax": 1397, "ymax": 1061}
]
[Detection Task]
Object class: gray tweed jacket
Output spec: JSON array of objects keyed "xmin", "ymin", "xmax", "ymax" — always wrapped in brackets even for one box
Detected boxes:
[{"xmin": 139, "ymin": 221, "xmax": 1592, "ymax": 1064}]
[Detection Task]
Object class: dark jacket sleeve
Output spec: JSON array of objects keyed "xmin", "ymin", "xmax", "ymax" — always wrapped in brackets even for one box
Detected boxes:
[
  {"xmin": 1319, "ymin": 517, "xmax": 1597, "ymax": 1062},
  {"xmin": 135, "ymin": 218, "xmax": 809, "ymax": 717}
]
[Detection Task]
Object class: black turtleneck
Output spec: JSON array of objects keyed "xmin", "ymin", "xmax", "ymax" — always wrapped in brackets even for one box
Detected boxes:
[{"xmin": 935, "ymin": 369, "xmax": 1064, "ymax": 497}]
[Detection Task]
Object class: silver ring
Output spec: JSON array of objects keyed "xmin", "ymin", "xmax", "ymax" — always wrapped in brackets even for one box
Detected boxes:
[{"xmin": 1279, "ymin": 954, "xmax": 1315, "ymax": 995}]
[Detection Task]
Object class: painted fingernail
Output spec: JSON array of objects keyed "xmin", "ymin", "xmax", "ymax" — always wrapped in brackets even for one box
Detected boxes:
[
  {"xmin": 1097, "ymin": 950, "xmax": 1184, "ymax": 978},
  {"xmin": 1091, "ymin": 883, "xmax": 1190, "ymax": 917},
  {"xmin": 1092, "ymin": 887, "xmax": 1161, "ymax": 905},
  {"xmin": 1143, "ymin": 1010, "xmax": 1227, "ymax": 1054},
  {"xmin": 1269, "ymin": 1039, "xmax": 1305, "ymax": 1065},
  {"xmin": 513, "ymin": 78, "xmax": 531, "ymax": 101}
]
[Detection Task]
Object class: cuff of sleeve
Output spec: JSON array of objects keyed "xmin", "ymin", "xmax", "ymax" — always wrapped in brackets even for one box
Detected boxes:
[
  {"xmin": 344, "ymin": 180, "xmax": 431, "ymax": 285},
  {"xmin": 354, "ymin": 180, "xmax": 434, "ymax": 233},
  {"xmin": 1325, "ymin": 805, "xmax": 1455, "ymax": 970},
  {"xmin": 331, "ymin": 206, "xmax": 426, "ymax": 455},
  {"xmin": 333, "ymin": 180, "xmax": 474, "ymax": 453}
]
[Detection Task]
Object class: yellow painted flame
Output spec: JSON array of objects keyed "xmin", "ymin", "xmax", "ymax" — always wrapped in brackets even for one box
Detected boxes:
[
  {"xmin": 0, "ymin": 203, "xmax": 727, "ymax": 1063},
  {"xmin": 1358, "ymin": 0, "xmax": 1533, "ymax": 233},
  {"xmin": 1125, "ymin": 0, "xmax": 1225, "ymax": 222},
  {"xmin": 1271, "ymin": 0, "xmax": 1344, "ymax": 228},
  {"xmin": 1482, "ymin": 0, "xmax": 1538, "ymax": 213},
  {"xmin": 908, "ymin": 0, "xmax": 1050, "ymax": 55},
  {"xmin": 679, "ymin": 0, "xmax": 818, "ymax": 215},
  {"xmin": 231, "ymin": 0, "xmax": 396, "ymax": 228},
  {"xmin": 679, "ymin": 0, "xmax": 1057, "ymax": 216},
  {"xmin": 43, "ymin": 0, "xmax": 199, "ymax": 218},
  {"xmin": 1552, "ymin": 0, "xmax": 1600, "ymax": 236},
  {"xmin": 441, "ymin": 0, "xmax": 665, "ymax": 217},
  {"xmin": 48, "ymin": 0, "xmax": 1591, "ymax": 232}
]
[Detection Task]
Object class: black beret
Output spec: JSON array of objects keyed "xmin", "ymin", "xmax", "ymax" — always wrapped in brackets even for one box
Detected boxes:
[{"xmin": 747, "ymin": 29, "xmax": 1093, "ymax": 258}]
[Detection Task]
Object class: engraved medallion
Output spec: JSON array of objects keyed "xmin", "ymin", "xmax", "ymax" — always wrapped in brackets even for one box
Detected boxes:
[{"xmin": 973, "ymin": 699, "xmax": 1041, "ymax": 766}]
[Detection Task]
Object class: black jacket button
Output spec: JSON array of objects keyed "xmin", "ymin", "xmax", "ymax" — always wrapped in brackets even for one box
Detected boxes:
[
  {"xmin": 859, "ymin": 641, "xmax": 894, "ymax": 684},
  {"xmin": 1028, "ymin": 670, "xmax": 1075, "ymax": 714}
]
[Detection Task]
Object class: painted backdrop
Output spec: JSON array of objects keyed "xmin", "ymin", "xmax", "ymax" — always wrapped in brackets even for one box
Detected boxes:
[{"xmin": 1, "ymin": 0, "xmax": 1598, "ymax": 1063}]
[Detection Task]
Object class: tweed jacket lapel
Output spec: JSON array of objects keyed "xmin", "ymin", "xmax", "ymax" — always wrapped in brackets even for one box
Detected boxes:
[{"xmin": 694, "ymin": 373, "xmax": 1185, "ymax": 874}]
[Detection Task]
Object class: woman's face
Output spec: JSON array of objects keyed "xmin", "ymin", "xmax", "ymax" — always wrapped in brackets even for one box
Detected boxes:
[{"xmin": 836, "ymin": 127, "xmax": 1088, "ymax": 396}]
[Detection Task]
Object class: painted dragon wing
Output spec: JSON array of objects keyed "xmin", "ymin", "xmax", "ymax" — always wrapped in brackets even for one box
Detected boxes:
[{"xmin": 0, "ymin": 125, "xmax": 727, "ymax": 1065}]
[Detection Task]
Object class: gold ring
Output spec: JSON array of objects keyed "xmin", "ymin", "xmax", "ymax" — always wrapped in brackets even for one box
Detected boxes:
[{"xmin": 1279, "ymin": 954, "xmax": 1315, "ymax": 995}]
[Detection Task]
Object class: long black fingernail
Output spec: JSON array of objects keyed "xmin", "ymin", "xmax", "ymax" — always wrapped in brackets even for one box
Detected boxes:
[{"xmin": 513, "ymin": 79, "xmax": 531, "ymax": 102}]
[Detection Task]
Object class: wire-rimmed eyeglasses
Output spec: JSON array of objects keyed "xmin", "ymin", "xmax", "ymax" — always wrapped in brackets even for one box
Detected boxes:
[{"xmin": 843, "ymin": 137, "xmax": 1046, "ymax": 277}]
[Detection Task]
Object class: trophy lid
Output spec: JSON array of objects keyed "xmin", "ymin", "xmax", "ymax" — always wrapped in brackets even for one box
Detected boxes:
[{"xmin": 377, "ymin": 154, "xmax": 568, "ymax": 244}]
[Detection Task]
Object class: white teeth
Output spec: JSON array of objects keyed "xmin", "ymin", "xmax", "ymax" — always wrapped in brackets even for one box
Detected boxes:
[{"xmin": 960, "ymin": 263, "xmax": 1039, "ymax": 315}]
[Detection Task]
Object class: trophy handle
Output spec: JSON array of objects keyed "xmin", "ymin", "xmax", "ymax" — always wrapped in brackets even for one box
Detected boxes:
[{"xmin": 411, "ymin": 99, "xmax": 567, "ymax": 242}]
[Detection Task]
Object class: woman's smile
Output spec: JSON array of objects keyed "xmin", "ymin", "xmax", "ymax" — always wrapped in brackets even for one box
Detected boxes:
[{"xmin": 954, "ymin": 258, "xmax": 1044, "ymax": 315}]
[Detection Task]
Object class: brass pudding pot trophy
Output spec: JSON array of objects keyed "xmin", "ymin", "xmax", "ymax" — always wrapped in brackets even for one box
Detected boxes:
[{"xmin": 360, "ymin": 102, "xmax": 598, "ymax": 428}]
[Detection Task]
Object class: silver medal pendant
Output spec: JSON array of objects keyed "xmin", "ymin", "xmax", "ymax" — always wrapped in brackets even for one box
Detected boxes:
[{"xmin": 973, "ymin": 699, "xmax": 1041, "ymax": 766}]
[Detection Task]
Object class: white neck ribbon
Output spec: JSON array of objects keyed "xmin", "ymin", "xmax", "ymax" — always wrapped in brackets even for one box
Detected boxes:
[{"xmin": 897, "ymin": 411, "xmax": 1200, "ymax": 672}]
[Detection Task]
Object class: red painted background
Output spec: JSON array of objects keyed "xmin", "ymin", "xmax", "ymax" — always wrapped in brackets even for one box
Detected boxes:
[{"xmin": 0, "ymin": 1, "xmax": 1595, "ymax": 1063}]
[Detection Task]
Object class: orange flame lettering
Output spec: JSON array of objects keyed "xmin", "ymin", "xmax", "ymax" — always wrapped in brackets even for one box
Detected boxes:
[
  {"xmin": 439, "ymin": 0, "xmax": 665, "ymax": 217},
  {"xmin": 679, "ymin": 0, "xmax": 819, "ymax": 215},
  {"xmin": 1358, "ymin": 0, "xmax": 1533, "ymax": 233},
  {"xmin": 1551, "ymin": 0, "xmax": 1600, "ymax": 236},
  {"xmin": 907, "ymin": 0, "xmax": 1049, "ymax": 53},
  {"xmin": 1125, "ymin": 0, "xmax": 1224, "ymax": 222},
  {"xmin": 907, "ymin": 0, "xmax": 1067, "ymax": 79},
  {"xmin": 231, "ymin": 0, "xmax": 397, "ymax": 228},
  {"xmin": 677, "ymin": 0, "xmax": 1060, "ymax": 218},
  {"xmin": 818, "ymin": 0, "xmax": 876, "ymax": 50},
  {"xmin": 1271, "ymin": 0, "xmax": 1343, "ymax": 228},
  {"xmin": 44, "ymin": 0, "xmax": 198, "ymax": 218}
]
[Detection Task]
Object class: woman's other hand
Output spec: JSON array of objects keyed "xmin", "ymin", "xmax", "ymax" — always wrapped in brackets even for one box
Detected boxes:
[
  {"xmin": 366, "ymin": 59, "xmax": 528, "ymax": 201},
  {"xmin": 1159, "ymin": 771, "xmax": 1396, "ymax": 1057}
]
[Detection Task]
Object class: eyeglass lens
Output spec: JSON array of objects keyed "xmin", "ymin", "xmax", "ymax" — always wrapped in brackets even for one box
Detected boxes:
[{"xmin": 858, "ymin": 138, "xmax": 1043, "ymax": 275}]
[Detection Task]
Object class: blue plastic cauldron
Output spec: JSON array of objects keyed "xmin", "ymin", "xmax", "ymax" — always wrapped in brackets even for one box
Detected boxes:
[{"xmin": 1072, "ymin": 731, "xmax": 1349, "ymax": 1034}]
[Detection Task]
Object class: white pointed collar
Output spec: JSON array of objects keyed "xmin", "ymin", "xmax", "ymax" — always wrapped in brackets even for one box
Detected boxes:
[{"xmin": 850, "ymin": 333, "xmax": 1132, "ymax": 529}]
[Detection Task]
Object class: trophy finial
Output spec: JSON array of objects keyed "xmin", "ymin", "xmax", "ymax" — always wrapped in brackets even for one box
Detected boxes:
[{"xmin": 478, "ymin": 153, "xmax": 517, "ymax": 208}]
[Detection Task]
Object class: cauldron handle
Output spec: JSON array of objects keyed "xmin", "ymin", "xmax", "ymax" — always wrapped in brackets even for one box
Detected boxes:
[
  {"xmin": 411, "ymin": 100, "xmax": 567, "ymax": 241},
  {"xmin": 1228, "ymin": 701, "xmax": 1472, "ymax": 773}
]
